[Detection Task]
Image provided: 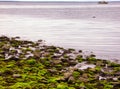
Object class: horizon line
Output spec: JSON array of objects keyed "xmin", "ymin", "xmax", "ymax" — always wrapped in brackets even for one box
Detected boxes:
[{"xmin": 0, "ymin": 0, "xmax": 119, "ymax": 2}]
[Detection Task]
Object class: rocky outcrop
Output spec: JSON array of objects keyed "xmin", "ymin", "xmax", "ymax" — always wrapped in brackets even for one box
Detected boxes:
[{"xmin": 0, "ymin": 36, "xmax": 120, "ymax": 89}]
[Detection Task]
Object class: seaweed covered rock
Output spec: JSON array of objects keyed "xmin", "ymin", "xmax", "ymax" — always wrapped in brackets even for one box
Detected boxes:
[{"xmin": 0, "ymin": 36, "xmax": 120, "ymax": 89}]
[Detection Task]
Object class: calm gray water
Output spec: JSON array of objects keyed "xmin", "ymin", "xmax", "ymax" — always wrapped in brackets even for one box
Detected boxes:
[{"xmin": 0, "ymin": 2, "xmax": 120, "ymax": 61}]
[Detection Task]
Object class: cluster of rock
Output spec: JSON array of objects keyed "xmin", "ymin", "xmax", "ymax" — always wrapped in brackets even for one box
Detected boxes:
[{"xmin": 0, "ymin": 36, "xmax": 120, "ymax": 89}]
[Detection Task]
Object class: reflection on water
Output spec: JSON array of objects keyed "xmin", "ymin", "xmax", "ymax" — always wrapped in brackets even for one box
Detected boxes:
[{"xmin": 0, "ymin": 2, "xmax": 120, "ymax": 61}]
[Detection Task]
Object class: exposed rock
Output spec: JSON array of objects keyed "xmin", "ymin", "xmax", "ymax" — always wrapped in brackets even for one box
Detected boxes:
[
  {"xmin": 42, "ymin": 52, "xmax": 50, "ymax": 57},
  {"xmin": 0, "ymin": 72, "xmax": 2, "ymax": 76},
  {"xmin": 33, "ymin": 51, "xmax": 41, "ymax": 58},
  {"xmin": 68, "ymin": 76, "xmax": 75, "ymax": 82},
  {"xmin": 3, "ymin": 70, "xmax": 13, "ymax": 75},
  {"xmin": 25, "ymin": 53, "xmax": 34, "ymax": 59},
  {"xmin": 98, "ymin": 76, "xmax": 107, "ymax": 80},
  {"xmin": 92, "ymin": 16, "xmax": 96, "ymax": 18},
  {"xmin": 2, "ymin": 44, "xmax": 10, "ymax": 51},
  {"xmin": 28, "ymin": 47, "xmax": 36, "ymax": 51},
  {"xmin": 79, "ymin": 50, "xmax": 82, "ymax": 53},
  {"xmin": 74, "ymin": 62, "xmax": 96, "ymax": 70},
  {"xmin": 0, "ymin": 36, "xmax": 120, "ymax": 89},
  {"xmin": 79, "ymin": 77, "xmax": 88, "ymax": 82},
  {"xmin": 82, "ymin": 73, "xmax": 88, "ymax": 78},
  {"xmin": 0, "ymin": 36, "xmax": 10, "ymax": 41},
  {"xmin": 48, "ymin": 69, "xmax": 57, "ymax": 73},
  {"xmin": 5, "ymin": 54, "xmax": 12, "ymax": 60},
  {"xmin": 14, "ymin": 36, "xmax": 20, "ymax": 39},
  {"xmin": 5, "ymin": 55, "xmax": 19, "ymax": 61},
  {"xmin": 89, "ymin": 54, "xmax": 96, "ymax": 57},
  {"xmin": 68, "ymin": 60, "xmax": 78, "ymax": 65},
  {"xmin": 113, "ymin": 77, "xmax": 118, "ymax": 81},
  {"xmin": 53, "ymin": 59, "xmax": 62, "ymax": 64},
  {"xmin": 114, "ymin": 72, "xmax": 120, "ymax": 76},
  {"xmin": 64, "ymin": 72, "xmax": 72, "ymax": 79},
  {"xmin": 13, "ymin": 74, "xmax": 22, "ymax": 78},
  {"xmin": 61, "ymin": 58, "xmax": 69, "ymax": 62}
]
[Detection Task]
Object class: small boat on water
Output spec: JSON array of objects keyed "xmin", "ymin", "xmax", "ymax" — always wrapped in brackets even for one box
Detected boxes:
[{"xmin": 98, "ymin": 1, "xmax": 108, "ymax": 4}]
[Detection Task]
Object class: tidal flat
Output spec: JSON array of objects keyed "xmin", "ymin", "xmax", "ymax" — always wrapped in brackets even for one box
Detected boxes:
[
  {"xmin": 0, "ymin": 2, "xmax": 120, "ymax": 60},
  {"xmin": 0, "ymin": 36, "xmax": 120, "ymax": 89}
]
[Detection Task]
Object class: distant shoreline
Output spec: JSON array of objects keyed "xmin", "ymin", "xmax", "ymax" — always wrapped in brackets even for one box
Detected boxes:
[
  {"xmin": 0, "ymin": 1, "xmax": 119, "ymax": 3},
  {"xmin": 0, "ymin": 1, "xmax": 120, "ymax": 6}
]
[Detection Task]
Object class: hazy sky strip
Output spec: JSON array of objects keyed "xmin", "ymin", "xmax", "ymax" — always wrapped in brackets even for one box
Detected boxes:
[{"xmin": 0, "ymin": 0, "xmax": 119, "ymax": 1}]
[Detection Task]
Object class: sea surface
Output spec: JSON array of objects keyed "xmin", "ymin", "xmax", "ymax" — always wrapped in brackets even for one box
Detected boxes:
[{"xmin": 0, "ymin": 1, "xmax": 120, "ymax": 61}]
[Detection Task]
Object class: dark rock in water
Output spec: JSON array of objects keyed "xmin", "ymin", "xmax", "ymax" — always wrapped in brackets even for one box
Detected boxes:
[
  {"xmin": 79, "ymin": 50, "xmax": 82, "ymax": 53},
  {"xmin": 12, "ymin": 36, "xmax": 20, "ymax": 40},
  {"xmin": 98, "ymin": 1, "xmax": 108, "ymax": 4},
  {"xmin": 11, "ymin": 37, "xmax": 20, "ymax": 41},
  {"xmin": 0, "ymin": 36, "xmax": 10, "ymax": 41},
  {"xmin": 92, "ymin": 16, "xmax": 96, "ymax": 18},
  {"xmin": 37, "ymin": 39, "xmax": 43, "ymax": 43},
  {"xmin": 68, "ymin": 48, "xmax": 75, "ymax": 53},
  {"xmin": 90, "ymin": 54, "xmax": 96, "ymax": 57},
  {"xmin": 48, "ymin": 46, "xmax": 57, "ymax": 50}
]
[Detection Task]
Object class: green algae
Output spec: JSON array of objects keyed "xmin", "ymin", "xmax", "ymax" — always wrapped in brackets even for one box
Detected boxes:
[
  {"xmin": 26, "ymin": 58, "xmax": 36, "ymax": 65},
  {"xmin": 0, "ymin": 36, "xmax": 120, "ymax": 89},
  {"xmin": 72, "ymin": 71, "xmax": 80, "ymax": 78}
]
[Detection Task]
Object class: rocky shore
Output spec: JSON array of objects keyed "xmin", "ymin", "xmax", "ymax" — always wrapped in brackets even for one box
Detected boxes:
[{"xmin": 0, "ymin": 36, "xmax": 120, "ymax": 89}]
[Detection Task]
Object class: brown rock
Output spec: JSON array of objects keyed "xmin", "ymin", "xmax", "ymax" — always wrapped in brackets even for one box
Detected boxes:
[
  {"xmin": 33, "ymin": 51, "xmax": 41, "ymax": 58},
  {"xmin": 68, "ymin": 76, "xmax": 75, "ymax": 82},
  {"xmin": 79, "ymin": 77, "xmax": 88, "ymax": 83},
  {"xmin": 64, "ymin": 72, "xmax": 72, "ymax": 79},
  {"xmin": 48, "ymin": 69, "xmax": 57, "ymax": 73},
  {"xmin": 82, "ymin": 73, "xmax": 88, "ymax": 78}
]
